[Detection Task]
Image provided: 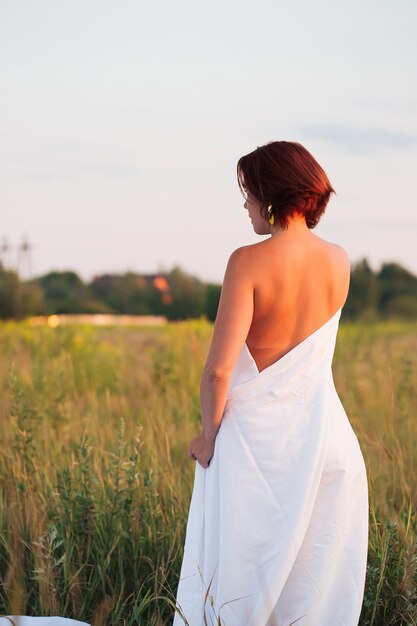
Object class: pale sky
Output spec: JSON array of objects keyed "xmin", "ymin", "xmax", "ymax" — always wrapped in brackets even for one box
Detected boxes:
[{"xmin": 1, "ymin": 0, "xmax": 416, "ymax": 283}]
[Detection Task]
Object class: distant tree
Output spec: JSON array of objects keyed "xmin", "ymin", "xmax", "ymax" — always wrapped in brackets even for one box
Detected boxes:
[
  {"xmin": 0, "ymin": 269, "xmax": 45, "ymax": 319},
  {"xmin": 205, "ymin": 283, "xmax": 222, "ymax": 322},
  {"xmin": 377, "ymin": 262, "xmax": 417, "ymax": 318},
  {"xmin": 4, "ymin": 258, "xmax": 416, "ymax": 321},
  {"xmin": 20, "ymin": 281, "xmax": 45, "ymax": 317},
  {"xmin": 346, "ymin": 258, "xmax": 379, "ymax": 320},
  {"xmin": 165, "ymin": 266, "xmax": 206, "ymax": 320},
  {"xmin": 35, "ymin": 271, "xmax": 94, "ymax": 314},
  {"xmin": 90, "ymin": 273, "xmax": 158, "ymax": 314},
  {"xmin": 382, "ymin": 294, "xmax": 417, "ymax": 317},
  {"xmin": 0, "ymin": 269, "xmax": 20, "ymax": 318}
]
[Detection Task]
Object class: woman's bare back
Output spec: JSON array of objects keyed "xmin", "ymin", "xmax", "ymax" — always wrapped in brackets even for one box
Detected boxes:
[{"xmin": 245, "ymin": 232, "xmax": 350, "ymax": 373}]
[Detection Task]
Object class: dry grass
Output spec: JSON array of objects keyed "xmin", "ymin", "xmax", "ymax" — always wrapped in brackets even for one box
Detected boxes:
[{"xmin": 0, "ymin": 315, "xmax": 416, "ymax": 625}]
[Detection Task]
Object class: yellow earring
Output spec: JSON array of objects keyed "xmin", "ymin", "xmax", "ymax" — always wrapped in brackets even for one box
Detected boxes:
[{"xmin": 267, "ymin": 204, "xmax": 274, "ymax": 225}]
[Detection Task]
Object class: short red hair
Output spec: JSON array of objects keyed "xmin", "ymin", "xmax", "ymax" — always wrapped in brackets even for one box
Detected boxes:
[{"xmin": 237, "ymin": 141, "xmax": 335, "ymax": 229}]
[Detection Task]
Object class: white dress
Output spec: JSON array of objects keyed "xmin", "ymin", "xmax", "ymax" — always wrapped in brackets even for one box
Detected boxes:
[{"xmin": 172, "ymin": 306, "xmax": 368, "ymax": 626}]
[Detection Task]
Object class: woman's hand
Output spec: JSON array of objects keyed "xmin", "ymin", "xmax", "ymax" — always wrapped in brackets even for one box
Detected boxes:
[{"xmin": 188, "ymin": 431, "xmax": 216, "ymax": 469}]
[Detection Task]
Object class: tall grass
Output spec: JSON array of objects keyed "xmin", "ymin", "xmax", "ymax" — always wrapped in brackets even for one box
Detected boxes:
[{"xmin": 0, "ymin": 315, "xmax": 416, "ymax": 625}]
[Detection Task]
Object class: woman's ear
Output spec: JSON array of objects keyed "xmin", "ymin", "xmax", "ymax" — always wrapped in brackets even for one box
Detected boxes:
[{"xmin": 304, "ymin": 195, "xmax": 317, "ymax": 212}]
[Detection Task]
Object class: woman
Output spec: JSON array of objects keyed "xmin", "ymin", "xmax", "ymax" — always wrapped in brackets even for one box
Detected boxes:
[{"xmin": 172, "ymin": 141, "xmax": 368, "ymax": 626}]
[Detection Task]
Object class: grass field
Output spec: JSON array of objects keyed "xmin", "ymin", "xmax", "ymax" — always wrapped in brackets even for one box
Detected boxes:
[{"xmin": 0, "ymin": 315, "xmax": 416, "ymax": 625}]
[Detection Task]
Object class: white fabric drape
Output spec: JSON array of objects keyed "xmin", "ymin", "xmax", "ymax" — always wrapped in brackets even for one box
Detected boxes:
[{"xmin": 173, "ymin": 307, "xmax": 368, "ymax": 626}]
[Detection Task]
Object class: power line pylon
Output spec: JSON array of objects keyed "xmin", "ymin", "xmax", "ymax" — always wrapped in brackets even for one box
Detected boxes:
[
  {"xmin": 16, "ymin": 234, "xmax": 35, "ymax": 280},
  {"xmin": 0, "ymin": 235, "xmax": 11, "ymax": 271}
]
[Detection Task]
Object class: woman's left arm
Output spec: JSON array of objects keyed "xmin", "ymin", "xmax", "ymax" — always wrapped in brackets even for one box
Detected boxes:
[{"xmin": 188, "ymin": 246, "xmax": 255, "ymax": 468}]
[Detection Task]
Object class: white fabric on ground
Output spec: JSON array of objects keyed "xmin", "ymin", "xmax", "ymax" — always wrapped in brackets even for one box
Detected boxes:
[{"xmin": 0, "ymin": 619, "xmax": 90, "ymax": 625}]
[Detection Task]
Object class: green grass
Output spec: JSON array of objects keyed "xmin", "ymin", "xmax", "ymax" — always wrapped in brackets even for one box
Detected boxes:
[{"xmin": 0, "ymin": 316, "xmax": 416, "ymax": 625}]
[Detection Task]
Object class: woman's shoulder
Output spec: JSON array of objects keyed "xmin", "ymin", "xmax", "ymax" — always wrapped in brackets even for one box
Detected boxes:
[
  {"xmin": 227, "ymin": 241, "xmax": 268, "ymax": 261},
  {"xmin": 320, "ymin": 237, "xmax": 349, "ymax": 257},
  {"xmin": 229, "ymin": 237, "xmax": 349, "ymax": 258},
  {"xmin": 226, "ymin": 238, "xmax": 351, "ymax": 276},
  {"xmin": 222, "ymin": 244, "xmax": 266, "ymax": 287},
  {"xmin": 325, "ymin": 240, "xmax": 351, "ymax": 270},
  {"xmin": 225, "ymin": 244, "xmax": 258, "ymax": 268}
]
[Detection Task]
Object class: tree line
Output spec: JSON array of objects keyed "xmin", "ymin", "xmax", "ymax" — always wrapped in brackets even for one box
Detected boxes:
[{"xmin": 0, "ymin": 258, "xmax": 416, "ymax": 322}]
